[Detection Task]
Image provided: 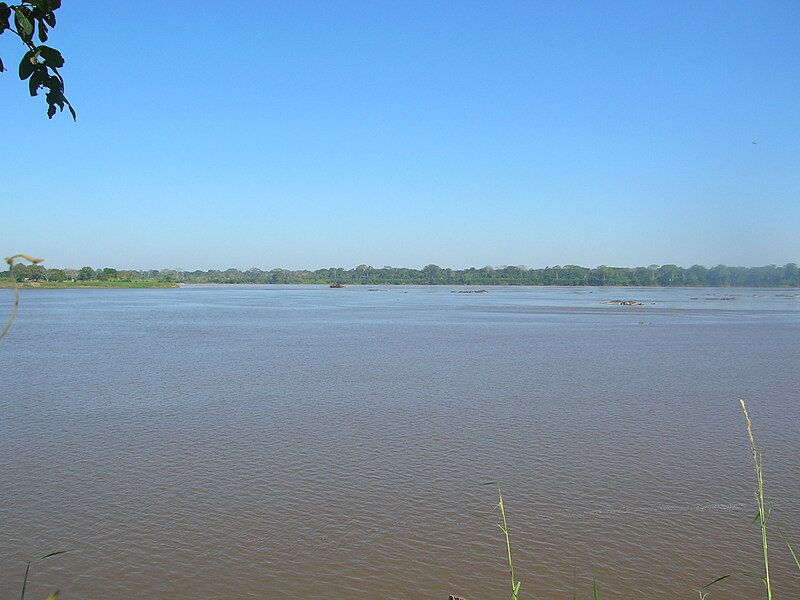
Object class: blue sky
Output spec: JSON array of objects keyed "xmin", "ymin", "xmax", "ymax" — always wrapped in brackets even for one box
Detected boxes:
[{"xmin": 1, "ymin": 1, "xmax": 798, "ymax": 270}]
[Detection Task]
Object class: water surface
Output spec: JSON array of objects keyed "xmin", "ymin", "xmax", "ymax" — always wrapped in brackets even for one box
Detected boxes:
[{"xmin": 1, "ymin": 285, "xmax": 798, "ymax": 599}]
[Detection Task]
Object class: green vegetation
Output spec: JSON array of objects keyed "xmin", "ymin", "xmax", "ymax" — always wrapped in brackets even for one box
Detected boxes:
[
  {"xmin": 487, "ymin": 485, "xmax": 604, "ymax": 599},
  {"xmin": 703, "ymin": 401, "xmax": 800, "ymax": 598},
  {"xmin": 483, "ymin": 402, "xmax": 798, "ymax": 599},
  {"xmin": 0, "ymin": 280, "xmax": 179, "ymax": 288},
  {"xmin": 743, "ymin": 399, "xmax": 773, "ymax": 598},
  {"xmin": 2, "ymin": 262, "xmax": 799, "ymax": 287},
  {"xmin": 19, "ymin": 550, "xmax": 70, "ymax": 600},
  {"xmin": 496, "ymin": 486, "xmax": 521, "ymax": 600},
  {"xmin": 0, "ymin": 1, "xmax": 75, "ymax": 119}
]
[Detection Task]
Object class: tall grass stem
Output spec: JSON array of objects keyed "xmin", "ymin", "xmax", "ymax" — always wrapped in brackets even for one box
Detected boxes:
[
  {"xmin": 740, "ymin": 399, "xmax": 771, "ymax": 599},
  {"xmin": 497, "ymin": 486, "xmax": 521, "ymax": 600}
]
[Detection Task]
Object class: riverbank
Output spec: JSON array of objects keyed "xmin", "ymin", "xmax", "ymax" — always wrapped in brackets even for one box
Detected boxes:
[
  {"xmin": 0, "ymin": 281, "xmax": 180, "ymax": 289},
  {"xmin": 5, "ymin": 263, "xmax": 799, "ymax": 287}
]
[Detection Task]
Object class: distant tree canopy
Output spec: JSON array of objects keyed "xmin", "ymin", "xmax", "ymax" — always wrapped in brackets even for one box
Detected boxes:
[
  {"xmin": 0, "ymin": 0, "xmax": 74, "ymax": 119},
  {"xmin": 3, "ymin": 263, "xmax": 799, "ymax": 287}
]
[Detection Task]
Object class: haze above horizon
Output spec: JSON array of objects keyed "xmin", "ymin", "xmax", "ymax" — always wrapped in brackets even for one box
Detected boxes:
[{"xmin": 2, "ymin": 1, "xmax": 798, "ymax": 271}]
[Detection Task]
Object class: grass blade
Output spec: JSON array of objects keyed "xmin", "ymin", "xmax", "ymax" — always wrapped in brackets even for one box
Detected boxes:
[
  {"xmin": 704, "ymin": 574, "xmax": 733, "ymax": 588},
  {"xmin": 20, "ymin": 563, "xmax": 30, "ymax": 600},
  {"xmin": 787, "ymin": 540, "xmax": 800, "ymax": 573},
  {"xmin": 496, "ymin": 486, "xmax": 521, "ymax": 600},
  {"xmin": 778, "ymin": 529, "xmax": 800, "ymax": 573},
  {"xmin": 741, "ymin": 399, "xmax": 772, "ymax": 600},
  {"xmin": 19, "ymin": 549, "xmax": 72, "ymax": 600},
  {"xmin": 40, "ymin": 550, "xmax": 72, "ymax": 560},
  {"xmin": 572, "ymin": 560, "xmax": 577, "ymax": 600}
]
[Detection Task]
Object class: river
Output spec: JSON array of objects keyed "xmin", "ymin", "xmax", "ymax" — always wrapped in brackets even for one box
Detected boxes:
[{"xmin": 1, "ymin": 285, "xmax": 798, "ymax": 599}]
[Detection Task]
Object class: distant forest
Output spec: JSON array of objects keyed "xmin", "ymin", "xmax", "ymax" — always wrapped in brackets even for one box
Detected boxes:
[{"xmin": 4, "ymin": 262, "xmax": 800, "ymax": 287}]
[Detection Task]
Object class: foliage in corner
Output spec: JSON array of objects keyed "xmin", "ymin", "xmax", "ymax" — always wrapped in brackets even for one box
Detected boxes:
[{"xmin": 0, "ymin": 0, "xmax": 75, "ymax": 119}]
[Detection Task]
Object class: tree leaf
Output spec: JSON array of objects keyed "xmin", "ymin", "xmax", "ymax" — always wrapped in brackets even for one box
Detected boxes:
[
  {"xmin": 45, "ymin": 83, "xmax": 65, "ymax": 120},
  {"xmin": 38, "ymin": 45, "xmax": 64, "ymax": 68},
  {"xmin": 14, "ymin": 6, "xmax": 34, "ymax": 38},
  {"xmin": 28, "ymin": 66, "xmax": 46, "ymax": 96},
  {"xmin": 48, "ymin": 73, "xmax": 62, "ymax": 91},
  {"xmin": 18, "ymin": 50, "xmax": 36, "ymax": 80},
  {"xmin": 47, "ymin": 86, "xmax": 63, "ymax": 107},
  {"xmin": 37, "ymin": 19, "xmax": 48, "ymax": 42},
  {"xmin": 0, "ymin": 2, "xmax": 11, "ymax": 32}
]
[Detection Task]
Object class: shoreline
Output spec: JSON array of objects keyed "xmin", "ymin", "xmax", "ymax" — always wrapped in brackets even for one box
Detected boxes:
[
  {"xmin": 0, "ymin": 281, "xmax": 180, "ymax": 289},
  {"xmin": 2, "ymin": 281, "xmax": 799, "ymax": 291}
]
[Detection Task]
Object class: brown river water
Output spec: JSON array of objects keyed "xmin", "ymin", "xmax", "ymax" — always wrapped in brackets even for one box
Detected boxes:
[{"xmin": 1, "ymin": 285, "xmax": 798, "ymax": 599}]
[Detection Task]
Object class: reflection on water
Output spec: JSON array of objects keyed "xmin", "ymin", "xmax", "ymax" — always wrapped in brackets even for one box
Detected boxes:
[{"xmin": 1, "ymin": 286, "xmax": 798, "ymax": 599}]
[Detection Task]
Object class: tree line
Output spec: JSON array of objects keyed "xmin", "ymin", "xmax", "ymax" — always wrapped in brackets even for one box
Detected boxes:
[{"xmin": 3, "ymin": 262, "xmax": 800, "ymax": 287}]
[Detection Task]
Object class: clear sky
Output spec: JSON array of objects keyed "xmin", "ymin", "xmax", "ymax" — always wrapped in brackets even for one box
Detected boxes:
[{"xmin": 2, "ymin": 1, "xmax": 798, "ymax": 271}]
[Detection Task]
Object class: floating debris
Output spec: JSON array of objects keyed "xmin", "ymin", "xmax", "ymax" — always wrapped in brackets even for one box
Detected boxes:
[
  {"xmin": 604, "ymin": 300, "xmax": 644, "ymax": 306},
  {"xmin": 451, "ymin": 289, "xmax": 489, "ymax": 294}
]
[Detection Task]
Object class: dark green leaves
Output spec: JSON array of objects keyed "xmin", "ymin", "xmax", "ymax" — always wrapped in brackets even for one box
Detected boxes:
[
  {"xmin": 13, "ymin": 5, "xmax": 33, "ymax": 40},
  {"xmin": 31, "ymin": 2, "xmax": 58, "ymax": 41},
  {"xmin": 28, "ymin": 63, "xmax": 44, "ymax": 94},
  {"xmin": 18, "ymin": 48, "xmax": 35, "ymax": 79},
  {"xmin": 28, "ymin": 0, "xmax": 62, "ymax": 11},
  {"xmin": 2, "ymin": 1, "xmax": 74, "ymax": 120},
  {"xmin": 37, "ymin": 44, "xmax": 62, "ymax": 67},
  {"xmin": 2, "ymin": 2, "xmax": 59, "ymax": 42},
  {"xmin": 43, "ymin": 72, "xmax": 75, "ymax": 120},
  {"xmin": 0, "ymin": 3, "xmax": 11, "ymax": 33},
  {"xmin": 18, "ymin": 46, "xmax": 64, "ymax": 83}
]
